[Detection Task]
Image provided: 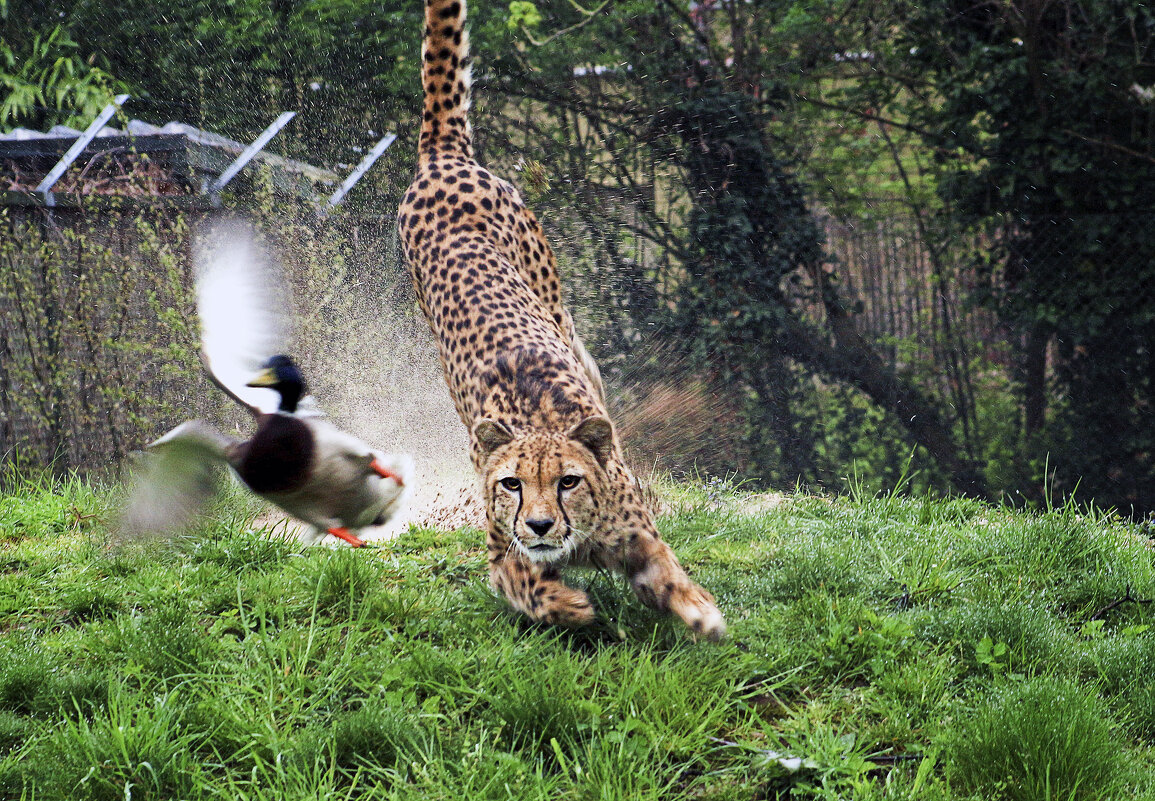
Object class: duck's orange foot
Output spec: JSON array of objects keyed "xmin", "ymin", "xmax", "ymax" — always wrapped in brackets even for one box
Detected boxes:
[
  {"xmin": 327, "ymin": 526, "xmax": 365, "ymax": 548},
  {"xmin": 369, "ymin": 459, "xmax": 405, "ymax": 485}
]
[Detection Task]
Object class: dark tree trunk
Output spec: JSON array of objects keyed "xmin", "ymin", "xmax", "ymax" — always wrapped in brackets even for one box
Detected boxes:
[
  {"xmin": 1023, "ymin": 323, "xmax": 1048, "ymax": 437},
  {"xmin": 668, "ymin": 79, "xmax": 988, "ymax": 498}
]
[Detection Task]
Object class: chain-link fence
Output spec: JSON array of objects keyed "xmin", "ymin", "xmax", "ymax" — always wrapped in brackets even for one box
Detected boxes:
[{"xmin": 6, "ymin": 185, "xmax": 1154, "ymax": 511}]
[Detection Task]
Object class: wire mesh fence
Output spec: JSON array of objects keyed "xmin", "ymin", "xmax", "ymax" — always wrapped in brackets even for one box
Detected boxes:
[
  {"xmin": 4, "ymin": 179, "xmax": 1153, "ymax": 512},
  {"xmin": 0, "ymin": 199, "xmax": 419, "ymax": 481}
]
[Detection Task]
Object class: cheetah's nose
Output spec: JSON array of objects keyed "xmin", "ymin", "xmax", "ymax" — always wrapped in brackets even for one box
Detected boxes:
[{"xmin": 526, "ymin": 518, "xmax": 555, "ymax": 537}]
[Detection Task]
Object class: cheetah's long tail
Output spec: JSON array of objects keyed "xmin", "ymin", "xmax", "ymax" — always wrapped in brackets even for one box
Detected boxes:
[{"xmin": 419, "ymin": 0, "xmax": 473, "ymax": 158}]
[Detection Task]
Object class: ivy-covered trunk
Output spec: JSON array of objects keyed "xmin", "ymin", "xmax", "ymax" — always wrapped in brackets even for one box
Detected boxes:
[{"xmin": 661, "ymin": 78, "xmax": 986, "ymax": 495}]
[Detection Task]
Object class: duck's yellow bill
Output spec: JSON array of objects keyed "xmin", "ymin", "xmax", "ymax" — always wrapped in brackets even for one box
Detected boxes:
[{"xmin": 245, "ymin": 368, "xmax": 279, "ymax": 388}]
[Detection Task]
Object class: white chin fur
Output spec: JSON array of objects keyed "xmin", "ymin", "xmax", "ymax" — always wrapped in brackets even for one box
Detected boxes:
[{"xmin": 516, "ymin": 539, "xmax": 569, "ymax": 563}]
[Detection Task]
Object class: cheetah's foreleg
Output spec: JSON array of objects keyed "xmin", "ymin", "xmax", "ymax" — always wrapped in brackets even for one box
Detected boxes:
[
  {"xmin": 623, "ymin": 534, "xmax": 726, "ymax": 640},
  {"xmin": 487, "ymin": 532, "xmax": 595, "ymax": 627}
]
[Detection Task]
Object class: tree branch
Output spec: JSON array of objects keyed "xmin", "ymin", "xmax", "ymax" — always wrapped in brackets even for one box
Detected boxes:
[
  {"xmin": 1089, "ymin": 585, "xmax": 1155, "ymax": 621},
  {"xmin": 519, "ymin": 0, "xmax": 615, "ymax": 47}
]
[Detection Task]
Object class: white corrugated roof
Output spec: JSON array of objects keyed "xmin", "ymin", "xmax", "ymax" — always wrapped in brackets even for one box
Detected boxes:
[{"xmin": 0, "ymin": 120, "xmax": 246, "ymax": 151}]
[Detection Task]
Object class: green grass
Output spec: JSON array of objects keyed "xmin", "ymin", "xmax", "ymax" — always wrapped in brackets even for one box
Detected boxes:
[{"xmin": 4, "ymin": 471, "xmax": 1155, "ymax": 799}]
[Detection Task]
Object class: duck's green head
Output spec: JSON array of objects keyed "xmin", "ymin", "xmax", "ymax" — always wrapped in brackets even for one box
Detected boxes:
[{"xmin": 246, "ymin": 355, "xmax": 306, "ymax": 413}]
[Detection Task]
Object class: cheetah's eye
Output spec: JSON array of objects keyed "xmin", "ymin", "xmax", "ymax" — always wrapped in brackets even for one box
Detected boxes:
[
  {"xmin": 499, "ymin": 477, "xmax": 521, "ymax": 492},
  {"xmin": 558, "ymin": 475, "xmax": 582, "ymax": 491}
]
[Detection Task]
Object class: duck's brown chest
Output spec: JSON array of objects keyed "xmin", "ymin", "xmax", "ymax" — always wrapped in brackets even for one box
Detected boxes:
[{"xmin": 234, "ymin": 414, "xmax": 315, "ymax": 494}]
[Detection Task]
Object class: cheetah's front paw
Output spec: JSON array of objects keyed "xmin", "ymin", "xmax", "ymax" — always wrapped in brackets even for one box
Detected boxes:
[
  {"xmin": 669, "ymin": 584, "xmax": 726, "ymax": 641},
  {"xmin": 538, "ymin": 586, "xmax": 596, "ymax": 627}
]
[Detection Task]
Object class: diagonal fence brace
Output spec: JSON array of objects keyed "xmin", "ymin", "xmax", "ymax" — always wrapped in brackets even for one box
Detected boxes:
[
  {"xmin": 321, "ymin": 133, "xmax": 397, "ymax": 216},
  {"xmin": 207, "ymin": 111, "xmax": 297, "ymax": 197},
  {"xmin": 35, "ymin": 93, "xmax": 131, "ymax": 205}
]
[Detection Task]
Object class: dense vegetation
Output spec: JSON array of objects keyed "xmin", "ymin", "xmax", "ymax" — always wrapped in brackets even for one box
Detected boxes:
[
  {"xmin": 6, "ymin": 474, "xmax": 1155, "ymax": 798},
  {"xmin": 3, "ymin": 0, "xmax": 1155, "ymax": 511}
]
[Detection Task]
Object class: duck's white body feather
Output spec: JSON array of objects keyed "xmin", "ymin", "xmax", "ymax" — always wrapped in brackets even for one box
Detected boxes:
[{"xmin": 260, "ymin": 418, "xmax": 413, "ymax": 543}]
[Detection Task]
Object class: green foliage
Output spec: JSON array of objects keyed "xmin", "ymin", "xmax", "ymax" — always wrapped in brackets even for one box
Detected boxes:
[
  {"xmin": 974, "ymin": 636, "xmax": 1008, "ymax": 677},
  {"xmin": 508, "ymin": 1, "xmax": 543, "ymax": 31},
  {"xmin": 566, "ymin": 6, "xmax": 837, "ymax": 489},
  {"xmin": 2, "ymin": 0, "xmax": 424, "ymax": 196},
  {"xmin": 0, "ymin": 206, "xmax": 200, "ymax": 473},
  {"xmin": 0, "ymin": 24, "xmax": 122, "ymax": 130},
  {"xmin": 484, "ymin": 0, "xmax": 989, "ymax": 498},
  {"xmin": 481, "ymin": 0, "xmax": 1155, "ymax": 512},
  {"xmin": 894, "ymin": 0, "xmax": 1155, "ymax": 513}
]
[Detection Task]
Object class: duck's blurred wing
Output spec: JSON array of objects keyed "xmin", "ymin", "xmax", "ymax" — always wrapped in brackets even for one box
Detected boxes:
[
  {"xmin": 195, "ymin": 220, "xmax": 290, "ymax": 415},
  {"xmin": 117, "ymin": 421, "xmax": 239, "ymax": 539}
]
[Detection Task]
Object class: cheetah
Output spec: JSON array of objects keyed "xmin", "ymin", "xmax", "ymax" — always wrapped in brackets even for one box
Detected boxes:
[{"xmin": 397, "ymin": 0, "xmax": 725, "ymax": 639}]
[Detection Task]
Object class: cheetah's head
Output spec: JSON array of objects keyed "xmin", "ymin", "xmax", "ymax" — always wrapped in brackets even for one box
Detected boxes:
[{"xmin": 474, "ymin": 416, "xmax": 614, "ymax": 563}]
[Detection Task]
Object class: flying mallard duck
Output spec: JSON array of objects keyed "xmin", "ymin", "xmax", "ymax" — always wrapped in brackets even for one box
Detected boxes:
[{"xmin": 120, "ymin": 222, "xmax": 413, "ymax": 547}]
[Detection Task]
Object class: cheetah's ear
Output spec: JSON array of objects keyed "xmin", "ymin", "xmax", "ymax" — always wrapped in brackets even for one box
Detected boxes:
[
  {"xmin": 569, "ymin": 416, "xmax": 614, "ymax": 465},
  {"xmin": 474, "ymin": 418, "xmax": 514, "ymax": 457}
]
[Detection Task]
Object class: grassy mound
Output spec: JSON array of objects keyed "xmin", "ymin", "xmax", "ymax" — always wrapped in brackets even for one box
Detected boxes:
[{"xmin": 2, "ymin": 473, "xmax": 1155, "ymax": 799}]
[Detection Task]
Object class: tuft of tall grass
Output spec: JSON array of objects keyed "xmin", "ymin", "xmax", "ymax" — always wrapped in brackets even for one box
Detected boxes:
[
  {"xmin": 16, "ymin": 685, "xmax": 210, "ymax": 801},
  {"xmin": 942, "ymin": 674, "xmax": 1126, "ymax": 801},
  {"xmin": 0, "ymin": 641, "xmax": 109, "ymax": 716}
]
